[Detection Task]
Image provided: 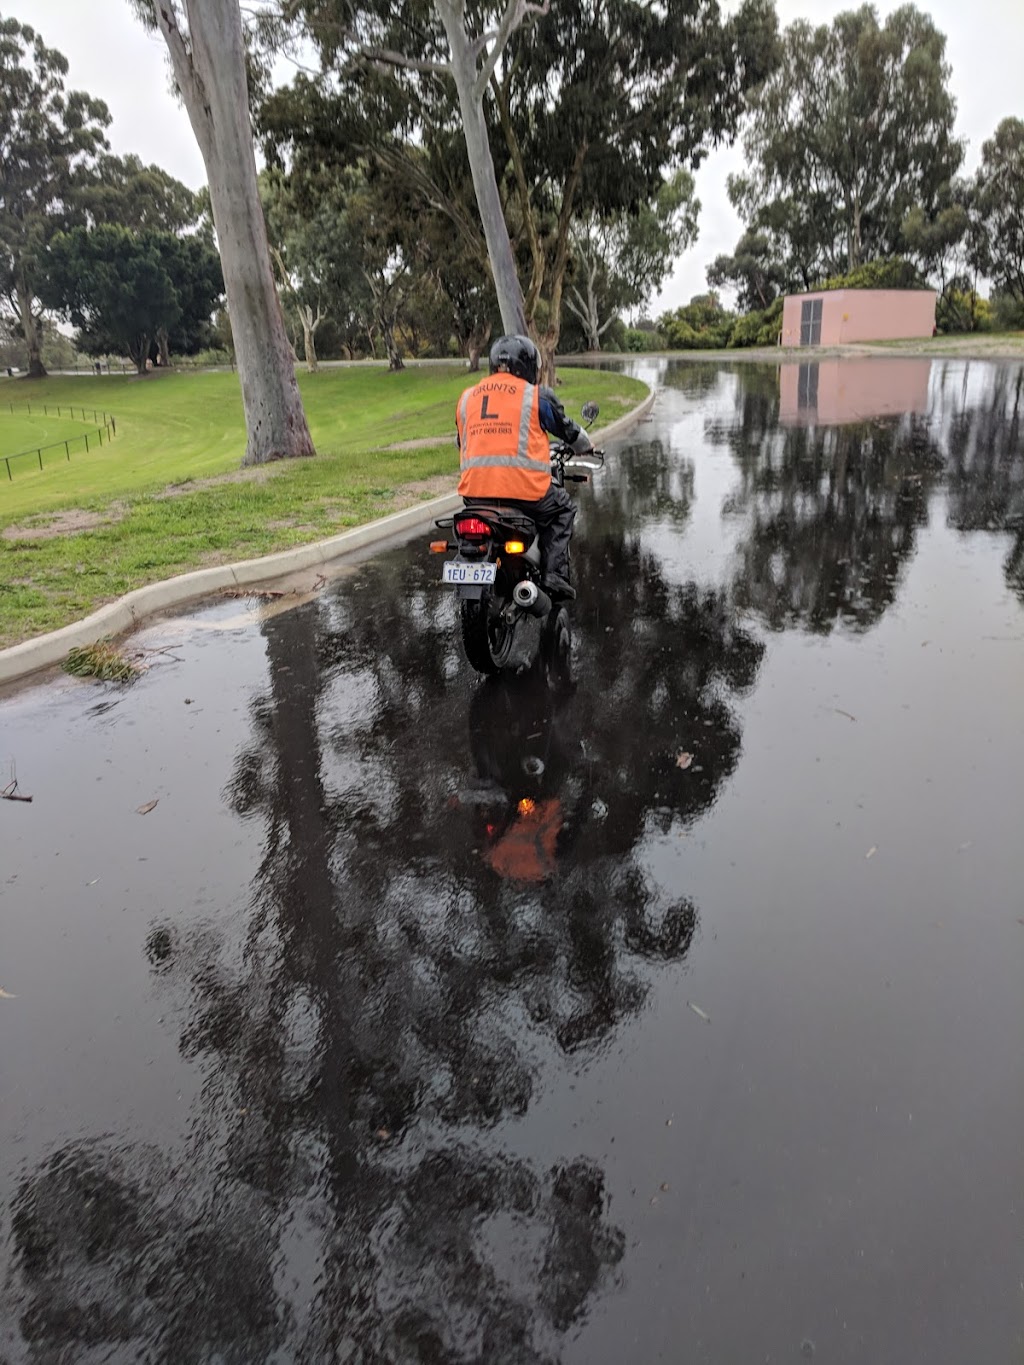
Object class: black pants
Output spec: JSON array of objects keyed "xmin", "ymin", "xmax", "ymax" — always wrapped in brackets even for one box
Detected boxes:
[{"xmin": 465, "ymin": 484, "xmax": 576, "ymax": 581}]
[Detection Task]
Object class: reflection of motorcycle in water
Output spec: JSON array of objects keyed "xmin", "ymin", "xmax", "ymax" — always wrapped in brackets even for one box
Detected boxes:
[{"xmin": 456, "ymin": 674, "xmax": 576, "ymax": 882}]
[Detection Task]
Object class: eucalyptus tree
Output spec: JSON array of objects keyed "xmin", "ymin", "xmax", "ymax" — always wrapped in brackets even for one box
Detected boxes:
[
  {"xmin": 130, "ymin": 0, "xmax": 314, "ymax": 464},
  {"xmin": 0, "ymin": 17, "xmax": 109, "ymax": 378},
  {"xmin": 272, "ymin": 0, "xmax": 777, "ymax": 379},
  {"xmin": 972, "ymin": 118, "xmax": 1024, "ymax": 307},
  {"xmin": 567, "ymin": 171, "xmax": 700, "ymax": 351},
  {"xmin": 731, "ymin": 4, "xmax": 963, "ymax": 280}
]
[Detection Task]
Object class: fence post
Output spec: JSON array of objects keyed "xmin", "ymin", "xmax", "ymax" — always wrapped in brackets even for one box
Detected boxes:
[
  {"xmin": 98, "ymin": 426, "xmax": 104, "ymax": 446},
  {"xmin": 65, "ymin": 441, "xmax": 70, "ymax": 460},
  {"xmin": 5, "ymin": 458, "xmax": 10, "ymax": 481},
  {"xmin": 111, "ymin": 416, "xmax": 116, "ymax": 435},
  {"xmin": 85, "ymin": 433, "xmax": 89, "ymax": 453},
  {"xmin": 37, "ymin": 449, "xmax": 42, "ymax": 471}
]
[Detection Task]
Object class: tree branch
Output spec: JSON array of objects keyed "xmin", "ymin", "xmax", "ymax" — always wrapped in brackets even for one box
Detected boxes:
[
  {"xmin": 473, "ymin": 0, "xmax": 550, "ymax": 103},
  {"xmin": 154, "ymin": 2, "xmax": 208, "ymax": 137},
  {"xmin": 351, "ymin": 43, "xmax": 450, "ymax": 78}
]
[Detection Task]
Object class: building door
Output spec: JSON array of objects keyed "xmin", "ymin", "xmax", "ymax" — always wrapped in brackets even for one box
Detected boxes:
[{"xmin": 800, "ymin": 298, "xmax": 823, "ymax": 346}]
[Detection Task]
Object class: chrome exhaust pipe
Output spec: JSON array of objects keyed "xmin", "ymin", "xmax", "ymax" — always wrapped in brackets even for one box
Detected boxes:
[{"xmin": 512, "ymin": 580, "xmax": 551, "ymax": 617}]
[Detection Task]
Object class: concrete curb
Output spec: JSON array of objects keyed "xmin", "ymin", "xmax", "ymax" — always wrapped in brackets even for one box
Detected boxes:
[{"xmin": 0, "ymin": 389, "xmax": 654, "ymax": 687}]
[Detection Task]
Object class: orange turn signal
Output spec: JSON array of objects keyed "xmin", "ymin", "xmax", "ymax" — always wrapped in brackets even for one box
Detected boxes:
[
  {"xmin": 429, "ymin": 541, "xmax": 448, "ymax": 553},
  {"xmin": 504, "ymin": 540, "xmax": 526, "ymax": 554}
]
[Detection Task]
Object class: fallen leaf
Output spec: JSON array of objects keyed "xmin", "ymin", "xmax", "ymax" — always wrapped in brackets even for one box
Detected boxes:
[
  {"xmin": 865, "ymin": 846, "xmax": 877, "ymax": 859},
  {"xmin": 0, "ymin": 987, "xmax": 17, "ymax": 999},
  {"xmin": 86, "ymin": 878, "xmax": 98, "ymax": 886},
  {"xmin": 375, "ymin": 1127, "xmax": 391, "ymax": 1140},
  {"xmin": 136, "ymin": 800, "xmax": 159, "ymax": 815},
  {"xmin": 660, "ymin": 1182, "xmax": 670, "ymax": 1192},
  {"xmin": 687, "ymin": 1001, "xmax": 710, "ymax": 1023},
  {"xmin": 676, "ymin": 752, "xmax": 693, "ymax": 770}
]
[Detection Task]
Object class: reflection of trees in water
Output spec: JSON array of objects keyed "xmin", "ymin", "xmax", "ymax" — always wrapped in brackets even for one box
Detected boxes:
[
  {"xmin": 710, "ymin": 366, "xmax": 944, "ymax": 633},
  {"xmin": 939, "ymin": 362, "xmax": 1024, "ymax": 604},
  {"xmin": 6, "ymin": 467, "xmax": 764, "ymax": 1361}
]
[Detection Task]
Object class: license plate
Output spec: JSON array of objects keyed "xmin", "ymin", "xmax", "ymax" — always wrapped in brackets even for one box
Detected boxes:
[{"xmin": 442, "ymin": 561, "xmax": 496, "ymax": 585}]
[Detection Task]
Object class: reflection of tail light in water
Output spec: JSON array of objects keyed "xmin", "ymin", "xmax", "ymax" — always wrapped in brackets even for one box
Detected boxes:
[{"xmin": 483, "ymin": 797, "xmax": 563, "ymax": 883}]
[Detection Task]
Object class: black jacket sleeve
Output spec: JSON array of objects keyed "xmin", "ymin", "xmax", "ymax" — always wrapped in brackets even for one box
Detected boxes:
[{"xmin": 538, "ymin": 386, "xmax": 593, "ymax": 451}]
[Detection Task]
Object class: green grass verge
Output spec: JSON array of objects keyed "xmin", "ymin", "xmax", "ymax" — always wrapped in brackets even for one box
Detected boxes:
[{"xmin": 0, "ymin": 364, "xmax": 647, "ymax": 647}]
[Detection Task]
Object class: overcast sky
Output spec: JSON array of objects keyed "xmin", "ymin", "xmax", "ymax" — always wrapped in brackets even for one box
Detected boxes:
[{"xmin": 13, "ymin": 0, "xmax": 1024, "ymax": 312}]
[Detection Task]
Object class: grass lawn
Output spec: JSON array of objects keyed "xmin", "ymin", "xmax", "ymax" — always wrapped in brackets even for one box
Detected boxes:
[{"xmin": 0, "ymin": 364, "xmax": 648, "ymax": 647}]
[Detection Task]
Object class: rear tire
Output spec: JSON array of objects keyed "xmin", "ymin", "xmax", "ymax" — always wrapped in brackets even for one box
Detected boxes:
[
  {"xmin": 460, "ymin": 595, "xmax": 517, "ymax": 675},
  {"xmin": 543, "ymin": 605, "xmax": 573, "ymax": 690}
]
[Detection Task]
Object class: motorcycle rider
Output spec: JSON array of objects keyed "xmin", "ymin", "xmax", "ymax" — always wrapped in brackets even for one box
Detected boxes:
[{"xmin": 456, "ymin": 335, "xmax": 594, "ymax": 601}]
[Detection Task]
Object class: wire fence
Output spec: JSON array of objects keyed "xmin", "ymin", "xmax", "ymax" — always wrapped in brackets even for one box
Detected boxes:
[{"xmin": 1, "ymin": 402, "xmax": 117, "ymax": 482}]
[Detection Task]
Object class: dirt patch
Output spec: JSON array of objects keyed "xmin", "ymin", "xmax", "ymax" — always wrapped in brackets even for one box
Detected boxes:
[
  {"xmin": 158, "ymin": 465, "xmax": 290, "ymax": 497},
  {"xmin": 375, "ymin": 436, "xmax": 457, "ymax": 452},
  {"xmin": 2, "ymin": 505, "xmax": 127, "ymax": 541}
]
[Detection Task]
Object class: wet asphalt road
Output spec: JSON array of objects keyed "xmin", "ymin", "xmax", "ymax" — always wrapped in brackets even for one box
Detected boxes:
[{"xmin": 1, "ymin": 357, "xmax": 1022, "ymax": 1364}]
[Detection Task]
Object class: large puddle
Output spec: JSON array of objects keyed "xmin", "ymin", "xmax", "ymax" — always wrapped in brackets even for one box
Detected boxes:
[{"xmin": 1, "ymin": 357, "xmax": 1022, "ymax": 1363}]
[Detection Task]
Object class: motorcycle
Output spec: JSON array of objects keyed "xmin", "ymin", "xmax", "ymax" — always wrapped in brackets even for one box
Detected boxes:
[{"xmin": 430, "ymin": 401, "xmax": 605, "ymax": 678}]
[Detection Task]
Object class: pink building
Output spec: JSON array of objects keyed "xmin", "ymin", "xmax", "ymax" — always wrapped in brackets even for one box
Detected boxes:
[
  {"xmin": 780, "ymin": 289, "xmax": 936, "ymax": 347},
  {"xmin": 778, "ymin": 357, "xmax": 932, "ymax": 426}
]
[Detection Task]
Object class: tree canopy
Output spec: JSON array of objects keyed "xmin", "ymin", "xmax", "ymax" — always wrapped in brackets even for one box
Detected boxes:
[
  {"xmin": 972, "ymin": 117, "xmax": 1024, "ymax": 307},
  {"xmin": 0, "ymin": 16, "xmax": 109, "ymax": 377},
  {"xmin": 730, "ymin": 4, "xmax": 963, "ymax": 283},
  {"xmin": 43, "ymin": 224, "xmax": 222, "ymax": 374},
  {"xmin": 263, "ymin": 0, "xmax": 777, "ymax": 374}
]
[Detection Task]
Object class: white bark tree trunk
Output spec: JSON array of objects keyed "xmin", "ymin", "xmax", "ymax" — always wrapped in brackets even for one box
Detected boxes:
[
  {"xmin": 298, "ymin": 303, "xmax": 321, "ymax": 374},
  {"xmin": 435, "ymin": 2, "xmax": 528, "ymax": 338},
  {"xmin": 153, "ymin": 0, "xmax": 315, "ymax": 465}
]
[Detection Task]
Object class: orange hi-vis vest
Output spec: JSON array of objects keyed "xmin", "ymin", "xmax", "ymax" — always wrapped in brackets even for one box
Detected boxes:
[{"xmin": 456, "ymin": 374, "xmax": 552, "ymax": 501}]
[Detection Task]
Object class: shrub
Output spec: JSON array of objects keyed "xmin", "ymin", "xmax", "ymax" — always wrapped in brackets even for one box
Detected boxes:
[
  {"xmin": 624, "ymin": 326, "xmax": 666, "ymax": 352},
  {"xmin": 729, "ymin": 296, "xmax": 784, "ymax": 348},
  {"xmin": 658, "ymin": 294, "xmax": 735, "ymax": 350},
  {"xmin": 991, "ymin": 291, "xmax": 1024, "ymax": 331},
  {"xmin": 937, "ymin": 289, "xmax": 992, "ymax": 334}
]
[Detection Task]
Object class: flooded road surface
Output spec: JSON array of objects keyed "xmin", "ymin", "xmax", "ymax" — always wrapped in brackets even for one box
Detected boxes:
[{"xmin": 2, "ymin": 357, "xmax": 1022, "ymax": 1363}]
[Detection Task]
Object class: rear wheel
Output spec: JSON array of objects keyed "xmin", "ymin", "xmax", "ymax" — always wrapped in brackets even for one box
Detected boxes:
[
  {"xmin": 543, "ymin": 605, "xmax": 573, "ymax": 689},
  {"xmin": 459, "ymin": 594, "xmax": 517, "ymax": 674}
]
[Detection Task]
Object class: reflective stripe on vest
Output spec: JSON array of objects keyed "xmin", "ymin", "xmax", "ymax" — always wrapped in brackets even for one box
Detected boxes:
[{"xmin": 456, "ymin": 376, "xmax": 551, "ymax": 500}]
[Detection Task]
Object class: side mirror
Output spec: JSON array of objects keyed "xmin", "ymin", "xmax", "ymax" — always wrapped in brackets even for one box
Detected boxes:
[{"xmin": 581, "ymin": 401, "xmax": 599, "ymax": 426}]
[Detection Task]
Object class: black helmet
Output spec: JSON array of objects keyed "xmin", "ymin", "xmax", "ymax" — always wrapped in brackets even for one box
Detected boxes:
[{"xmin": 489, "ymin": 334, "xmax": 541, "ymax": 385}]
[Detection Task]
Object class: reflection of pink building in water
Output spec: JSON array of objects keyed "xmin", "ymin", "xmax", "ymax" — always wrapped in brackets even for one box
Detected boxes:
[
  {"xmin": 779, "ymin": 358, "xmax": 932, "ymax": 426},
  {"xmin": 780, "ymin": 289, "xmax": 936, "ymax": 347}
]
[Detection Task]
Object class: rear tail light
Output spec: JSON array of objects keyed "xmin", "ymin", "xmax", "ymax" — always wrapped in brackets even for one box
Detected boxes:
[{"xmin": 454, "ymin": 516, "xmax": 492, "ymax": 538}]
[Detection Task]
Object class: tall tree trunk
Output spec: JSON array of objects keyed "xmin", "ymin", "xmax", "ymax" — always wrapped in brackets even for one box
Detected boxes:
[
  {"xmin": 299, "ymin": 305, "xmax": 319, "ymax": 374},
  {"xmin": 157, "ymin": 326, "xmax": 172, "ymax": 368},
  {"xmin": 16, "ymin": 274, "xmax": 45, "ymax": 379},
  {"xmin": 153, "ymin": 0, "xmax": 314, "ymax": 466},
  {"xmin": 129, "ymin": 334, "xmax": 150, "ymax": 375},
  {"xmin": 383, "ymin": 320, "xmax": 404, "ymax": 372},
  {"xmin": 466, "ymin": 319, "xmax": 491, "ymax": 372},
  {"xmin": 436, "ymin": 4, "xmax": 527, "ymax": 337}
]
